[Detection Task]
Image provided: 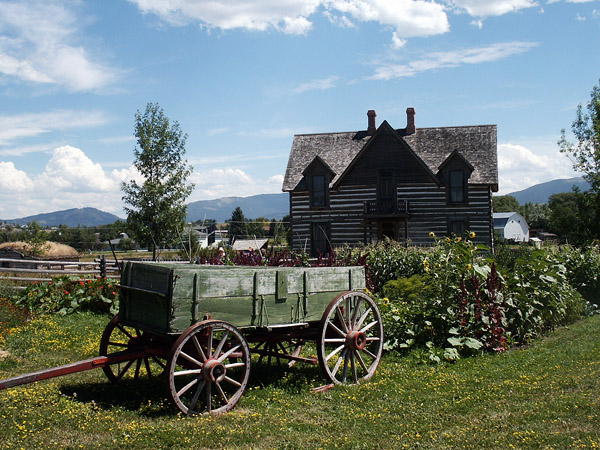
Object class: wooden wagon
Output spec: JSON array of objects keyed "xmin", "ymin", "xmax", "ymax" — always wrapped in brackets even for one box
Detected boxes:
[{"xmin": 0, "ymin": 263, "xmax": 384, "ymax": 415}]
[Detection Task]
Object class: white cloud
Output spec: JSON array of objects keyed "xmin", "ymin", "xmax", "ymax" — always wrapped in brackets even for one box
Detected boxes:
[
  {"xmin": 37, "ymin": 145, "xmax": 117, "ymax": 191},
  {"xmin": 129, "ymin": 0, "xmax": 450, "ymax": 43},
  {"xmin": 446, "ymin": 0, "xmax": 538, "ymax": 17},
  {"xmin": 292, "ymin": 75, "xmax": 339, "ymax": 94},
  {"xmin": 189, "ymin": 168, "xmax": 283, "ymax": 200},
  {"xmin": 497, "ymin": 142, "xmax": 579, "ymax": 195},
  {"xmin": 0, "ymin": 161, "xmax": 34, "ymax": 192},
  {"xmin": 0, "ymin": 110, "xmax": 109, "ymax": 146},
  {"xmin": 370, "ymin": 41, "xmax": 539, "ymax": 80},
  {"xmin": 0, "ymin": 1, "xmax": 119, "ymax": 91},
  {"xmin": 129, "ymin": 0, "xmax": 321, "ymax": 34}
]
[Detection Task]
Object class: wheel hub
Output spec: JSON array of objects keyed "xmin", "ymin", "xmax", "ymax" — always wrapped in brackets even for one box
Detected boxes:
[
  {"xmin": 202, "ymin": 359, "xmax": 226, "ymax": 383},
  {"xmin": 346, "ymin": 330, "xmax": 367, "ymax": 351}
]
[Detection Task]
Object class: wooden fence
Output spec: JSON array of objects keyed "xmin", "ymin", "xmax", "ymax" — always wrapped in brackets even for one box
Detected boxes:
[{"xmin": 0, "ymin": 256, "xmax": 120, "ymax": 289}]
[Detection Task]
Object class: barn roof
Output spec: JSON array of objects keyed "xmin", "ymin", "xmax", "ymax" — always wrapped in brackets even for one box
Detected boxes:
[{"xmin": 282, "ymin": 114, "xmax": 498, "ymax": 192}]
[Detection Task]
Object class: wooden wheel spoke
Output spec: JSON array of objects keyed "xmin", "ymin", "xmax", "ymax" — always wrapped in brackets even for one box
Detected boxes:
[
  {"xmin": 179, "ymin": 350, "xmax": 203, "ymax": 368},
  {"xmin": 356, "ymin": 350, "xmax": 369, "ymax": 372},
  {"xmin": 335, "ymin": 306, "xmax": 349, "ymax": 333},
  {"xmin": 331, "ymin": 348, "xmax": 347, "ymax": 378},
  {"xmin": 215, "ymin": 381, "xmax": 229, "ymax": 403},
  {"xmin": 192, "ymin": 335, "xmax": 208, "ymax": 363},
  {"xmin": 350, "ymin": 296, "xmax": 363, "ymax": 328},
  {"xmin": 324, "ymin": 338, "xmax": 346, "ymax": 343},
  {"xmin": 356, "ymin": 307, "xmax": 373, "ymax": 330},
  {"xmin": 325, "ymin": 344, "xmax": 345, "ymax": 362},
  {"xmin": 107, "ymin": 341, "xmax": 128, "ymax": 348},
  {"xmin": 206, "ymin": 381, "xmax": 212, "ymax": 413},
  {"xmin": 116, "ymin": 360, "xmax": 135, "ymax": 380},
  {"xmin": 224, "ymin": 361, "xmax": 246, "ymax": 369},
  {"xmin": 213, "ymin": 330, "xmax": 230, "ymax": 358},
  {"xmin": 207, "ymin": 328, "xmax": 214, "ymax": 358},
  {"xmin": 361, "ymin": 347, "xmax": 377, "ymax": 359},
  {"xmin": 341, "ymin": 352, "xmax": 349, "ymax": 383},
  {"xmin": 152, "ymin": 357, "xmax": 166, "ymax": 369},
  {"xmin": 328, "ymin": 321, "xmax": 347, "ymax": 338},
  {"xmin": 360, "ymin": 319, "xmax": 378, "ymax": 334},
  {"xmin": 174, "ymin": 368, "xmax": 203, "ymax": 377},
  {"xmin": 177, "ymin": 378, "xmax": 201, "ymax": 398},
  {"xmin": 134, "ymin": 359, "xmax": 142, "ymax": 379},
  {"xmin": 188, "ymin": 380, "xmax": 205, "ymax": 416},
  {"xmin": 350, "ymin": 351, "xmax": 358, "ymax": 383},
  {"xmin": 223, "ymin": 375, "xmax": 242, "ymax": 388},
  {"xmin": 366, "ymin": 336, "xmax": 381, "ymax": 342},
  {"xmin": 116, "ymin": 323, "xmax": 135, "ymax": 340},
  {"xmin": 217, "ymin": 344, "xmax": 241, "ymax": 363}
]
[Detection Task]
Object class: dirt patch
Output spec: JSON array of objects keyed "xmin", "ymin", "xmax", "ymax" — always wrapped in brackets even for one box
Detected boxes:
[{"xmin": 0, "ymin": 349, "xmax": 11, "ymax": 359}]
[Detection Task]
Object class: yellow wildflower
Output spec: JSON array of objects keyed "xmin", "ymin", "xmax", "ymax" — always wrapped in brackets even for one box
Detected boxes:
[
  {"xmin": 469, "ymin": 231, "xmax": 476, "ymax": 239},
  {"xmin": 429, "ymin": 231, "xmax": 435, "ymax": 238}
]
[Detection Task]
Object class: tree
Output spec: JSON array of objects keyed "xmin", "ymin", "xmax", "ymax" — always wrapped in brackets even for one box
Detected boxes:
[
  {"xmin": 228, "ymin": 207, "xmax": 248, "ymax": 243},
  {"xmin": 547, "ymin": 191, "xmax": 596, "ymax": 244},
  {"xmin": 493, "ymin": 195, "xmax": 521, "ymax": 213},
  {"xmin": 559, "ymin": 78, "xmax": 600, "ymax": 242},
  {"xmin": 519, "ymin": 202, "xmax": 549, "ymax": 229},
  {"xmin": 121, "ymin": 103, "xmax": 194, "ymax": 260}
]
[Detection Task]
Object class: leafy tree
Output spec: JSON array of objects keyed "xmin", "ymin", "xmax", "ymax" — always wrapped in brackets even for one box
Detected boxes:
[
  {"xmin": 121, "ymin": 103, "xmax": 194, "ymax": 260},
  {"xmin": 493, "ymin": 195, "xmax": 520, "ymax": 212},
  {"xmin": 559, "ymin": 78, "xmax": 600, "ymax": 241},
  {"xmin": 547, "ymin": 191, "xmax": 596, "ymax": 244},
  {"xmin": 228, "ymin": 207, "xmax": 248, "ymax": 242},
  {"xmin": 519, "ymin": 202, "xmax": 549, "ymax": 229}
]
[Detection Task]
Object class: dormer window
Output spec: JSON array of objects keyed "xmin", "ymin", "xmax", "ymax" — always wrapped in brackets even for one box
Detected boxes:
[
  {"xmin": 311, "ymin": 174, "xmax": 327, "ymax": 207},
  {"xmin": 449, "ymin": 170, "xmax": 465, "ymax": 204}
]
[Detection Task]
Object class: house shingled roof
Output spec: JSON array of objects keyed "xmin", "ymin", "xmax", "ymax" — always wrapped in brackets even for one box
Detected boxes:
[{"xmin": 282, "ymin": 123, "xmax": 498, "ymax": 192}]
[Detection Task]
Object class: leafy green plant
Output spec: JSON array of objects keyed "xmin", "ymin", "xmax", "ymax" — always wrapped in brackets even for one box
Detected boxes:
[{"xmin": 13, "ymin": 276, "xmax": 118, "ymax": 315}]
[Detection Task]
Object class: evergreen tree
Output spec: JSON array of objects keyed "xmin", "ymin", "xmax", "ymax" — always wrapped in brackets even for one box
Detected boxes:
[
  {"xmin": 229, "ymin": 207, "xmax": 248, "ymax": 242},
  {"xmin": 121, "ymin": 103, "xmax": 194, "ymax": 260}
]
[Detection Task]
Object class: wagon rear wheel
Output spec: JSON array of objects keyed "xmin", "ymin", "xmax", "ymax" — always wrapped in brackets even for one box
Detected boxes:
[
  {"xmin": 317, "ymin": 291, "xmax": 384, "ymax": 385},
  {"xmin": 99, "ymin": 314, "xmax": 166, "ymax": 383},
  {"xmin": 167, "ymin": 320, "xmax": 251, "ymax": 416}
]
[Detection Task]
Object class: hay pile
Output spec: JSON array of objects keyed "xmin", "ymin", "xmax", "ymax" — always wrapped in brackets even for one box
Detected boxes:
[{"xmin": 0, "ymin": 241, "xmax": 79, "ymax": 258}]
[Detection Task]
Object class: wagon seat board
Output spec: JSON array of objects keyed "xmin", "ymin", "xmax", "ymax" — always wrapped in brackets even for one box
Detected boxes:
[{"xmin": 118, "ymin": 262, "xmax": 366, "ymax": 334}]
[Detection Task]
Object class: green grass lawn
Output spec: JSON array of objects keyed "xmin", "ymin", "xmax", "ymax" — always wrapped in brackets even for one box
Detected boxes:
[{"xmin": 1, "ymin": 312, "xmax": 599, "ymax": 450}]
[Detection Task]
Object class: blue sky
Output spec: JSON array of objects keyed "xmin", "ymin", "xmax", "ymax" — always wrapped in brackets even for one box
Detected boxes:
[{"xmin": 0, "ymin": 0, "xmax": 599, "ymax": 219}]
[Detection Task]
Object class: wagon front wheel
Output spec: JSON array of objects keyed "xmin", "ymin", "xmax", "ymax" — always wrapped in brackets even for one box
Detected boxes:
[
  {"xmin": 99, "ymin": 314, "xmax": 166, "ymax": 383},
  {"xmin": 317, "ymin": 291, "xmax": 384, "ymax": 385},
  {"xmin": 167, "ymin": 320, "xmax": 251, "ymax": 415}
]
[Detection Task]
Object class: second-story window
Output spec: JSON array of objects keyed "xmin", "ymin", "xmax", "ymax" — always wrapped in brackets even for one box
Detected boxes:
[
  {"xmin": 449, "ymin": 170, "xmax": 465, "ymax": 204},
  {"xmin": 311, "ymin": 174, "xmax": 327, "ymax": 207}
]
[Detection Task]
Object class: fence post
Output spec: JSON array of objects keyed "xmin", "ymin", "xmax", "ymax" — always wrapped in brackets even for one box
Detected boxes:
[{"xmin": 99, "ymin": 255, "xmax": 106, "ymax": 279}]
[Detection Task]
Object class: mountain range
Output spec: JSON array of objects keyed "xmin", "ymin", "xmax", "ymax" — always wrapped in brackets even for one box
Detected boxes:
[
  {"xmin": 1, "ymin": 177, "xmax": 591, "ymax": 227},
  {"xmin": 506, "ymin": 176, "xmax": 590, "ymax": 204}
]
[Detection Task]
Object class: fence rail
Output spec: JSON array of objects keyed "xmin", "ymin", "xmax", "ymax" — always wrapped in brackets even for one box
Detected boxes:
[{"xmin": 0, "ymin": 257, "xmax": 120, "ymax": 289}]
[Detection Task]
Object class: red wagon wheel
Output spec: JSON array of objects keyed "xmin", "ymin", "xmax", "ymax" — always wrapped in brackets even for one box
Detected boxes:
[
  {"xmin": 317, "ymin": 291, "xmax": 384, "ymax": 385},
  {"xmin": 99, "ymin": 314, "xmax": 166, "ymax": 383},
  {"xmin": 166, "ymin": 320, "xmax": 251, "ymax": 416}
]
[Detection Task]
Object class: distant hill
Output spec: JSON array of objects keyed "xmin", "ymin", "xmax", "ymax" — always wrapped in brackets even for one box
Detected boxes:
[
  {"xmin": 1, "ymin": 207, "xmax": 123, "ymax": 227},
  {"xmin": 506, "ymin": 177, "xmax": 590, "ymax": 204},
  {"xmin": 186, "ymin": 193, "xmax": 288, "ymax": 222}
]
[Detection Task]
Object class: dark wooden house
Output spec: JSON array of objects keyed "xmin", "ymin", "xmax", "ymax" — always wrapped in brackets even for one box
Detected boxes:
[{"xmin": 282, "ymin": 108, "xmax": 498, "ymax": 255}]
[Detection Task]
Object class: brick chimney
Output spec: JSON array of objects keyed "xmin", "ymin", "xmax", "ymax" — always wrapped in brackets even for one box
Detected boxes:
[
  {"xmin": 367, "ymin": 110, "xmax": 377, "ymax": 135},
  {"xmin": 406, "ymin": 107, "xmax": 416, "ymax": 134}
]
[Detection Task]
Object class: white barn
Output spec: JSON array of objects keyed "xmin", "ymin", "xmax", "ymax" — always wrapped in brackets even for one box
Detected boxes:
[{"xmin": 493, "ymin": 212, "xmax": 529, "ymax": 242}]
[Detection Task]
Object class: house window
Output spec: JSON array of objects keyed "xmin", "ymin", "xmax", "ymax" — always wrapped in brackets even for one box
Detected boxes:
[
  {"xmin": 311, "ymin": 222, "xmax": 330, "ymax": 257},
  {"xmin": 449, "ymin": 170, "xmax": 466, "ymax": 204},
  {"xmin": 311, "ymin": 175, "xmax": 327, "ymax": 208},
  {"xmin": 378, "ymin": 170, "xmax": 394, "ymax": 202},
  {"xmin": 449, "ymin": 219, "xmax": 467, "ymax": 237}
]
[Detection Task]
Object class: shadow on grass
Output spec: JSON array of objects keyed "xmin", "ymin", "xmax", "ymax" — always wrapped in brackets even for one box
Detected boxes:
[{"xmin": 59, "ymin": 359, "xmax": 325, "ymax": 416}]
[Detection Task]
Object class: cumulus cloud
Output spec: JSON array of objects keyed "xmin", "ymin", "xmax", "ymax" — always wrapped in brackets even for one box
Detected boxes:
[
  {"xmin": 129, "ymin": 0, "xmax": 450, "ymax": 43},
  {"xmin": 446, "ymin": 0, "xmax": 539, "ymax": 17},
  {"xmin": 0, "ymin": 161, "xmax": 34, "ymax": 192},
  {"xmin": 189, "ymin": 168, "xmax": 284, "ymax": 200},
  {"xmin": 497, "ymin": 142, "xmax": 579, "ymax": 194},
  {"xmin": 0, "ymin": 0, "xmax": 119, "ymax": 91},
  {"xmin": 370, "ymin": 41, "xmax": 539, "ymax": 80}
]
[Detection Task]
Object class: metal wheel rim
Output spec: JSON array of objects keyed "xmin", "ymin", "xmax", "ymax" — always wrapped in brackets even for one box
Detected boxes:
[
  {"xmin": 99, "ymin": 314, "xmax": 166, "ymax": 383},
  {"xmin": 167, "ymin": 320, "xmax": 251, "ymax": 416},
  {"xmin": 317, "ymin": 291, "xmax": 384, "ymax": 385}
]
